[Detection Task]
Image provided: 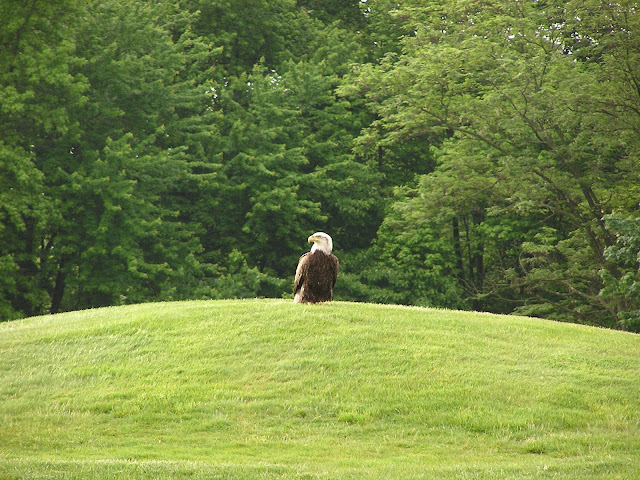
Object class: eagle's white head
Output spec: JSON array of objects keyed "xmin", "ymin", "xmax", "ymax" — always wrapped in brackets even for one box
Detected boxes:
[{"xmin": 308, "ymin": 232, "xmax": 333, "ymax": 255}]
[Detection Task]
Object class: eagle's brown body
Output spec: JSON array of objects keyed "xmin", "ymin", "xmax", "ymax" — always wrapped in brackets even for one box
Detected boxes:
[{"xmin": 293, "ymin": 250, "xmax": 339, "ymax": 303}]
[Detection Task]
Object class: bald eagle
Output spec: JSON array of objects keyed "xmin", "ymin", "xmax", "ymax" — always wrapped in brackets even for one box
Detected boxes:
[{"xmin": 293, "ymin": 232, "xmax": 339, "ymax": 304}]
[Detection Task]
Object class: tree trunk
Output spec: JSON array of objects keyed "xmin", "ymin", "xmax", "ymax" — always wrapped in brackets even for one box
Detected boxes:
[
  {"xmin": 50, "ymin": 259, "xmax": 66, "ymax": 314},
  {"xmin": 452, "ymin": 216, "xmax": 464, "ymax": 278}
]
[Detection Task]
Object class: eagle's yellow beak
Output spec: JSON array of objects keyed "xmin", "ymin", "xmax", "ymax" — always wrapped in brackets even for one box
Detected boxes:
[{"xmin": 308, "ymin": 235, "xmax": 316, "ymax": 243}]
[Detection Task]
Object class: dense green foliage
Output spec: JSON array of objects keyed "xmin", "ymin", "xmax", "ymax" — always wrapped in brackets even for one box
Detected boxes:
[
  {"xmin": 2, "ymin": 300, "xmax": 639, "ymax": 478},
  {"xmin": 1, "ymin": 0, "xmax": 639, "ymax": 329}
]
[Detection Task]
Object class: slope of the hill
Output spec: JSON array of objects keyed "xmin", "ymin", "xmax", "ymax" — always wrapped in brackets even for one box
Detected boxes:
[{"xmin": 1, "ymin": 299, "xmax": 639, "ymax": 479}]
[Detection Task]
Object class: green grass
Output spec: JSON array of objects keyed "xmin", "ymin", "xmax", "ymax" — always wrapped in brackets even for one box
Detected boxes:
[{"xmin": 1, "ymin": 299, "xmax": 639, "ymax": 479}]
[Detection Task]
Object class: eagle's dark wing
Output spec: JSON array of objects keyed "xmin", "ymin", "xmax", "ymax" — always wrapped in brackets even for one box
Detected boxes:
[
  {"xmin": 331, "ymin": 255, "xmax": 339, "ymax": 288},
  {"xmin": 293, "ymin": 252, "xmax": 310, "ymax": 295}
]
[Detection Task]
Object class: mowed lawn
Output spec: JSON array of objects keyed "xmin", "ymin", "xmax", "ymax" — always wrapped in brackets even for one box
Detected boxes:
[{"xmin": 1, "ymin": 299, "xmax": 639, "ymax": 479}]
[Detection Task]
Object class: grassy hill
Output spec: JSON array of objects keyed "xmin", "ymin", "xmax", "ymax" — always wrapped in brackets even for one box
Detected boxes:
[{"xmin": 1, "ymin": 299, "xmax": 639, "ymax": 479}]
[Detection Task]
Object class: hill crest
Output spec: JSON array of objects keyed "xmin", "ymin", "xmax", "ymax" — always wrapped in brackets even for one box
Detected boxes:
[{"xmin": 1, "ymin": 299, "xmax": 639, "ymax": 479}]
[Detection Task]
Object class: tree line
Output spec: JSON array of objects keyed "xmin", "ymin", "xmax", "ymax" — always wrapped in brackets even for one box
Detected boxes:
[{"xmin": 1, "ymin": 0, "xmax": 639, "ymax": 331}]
